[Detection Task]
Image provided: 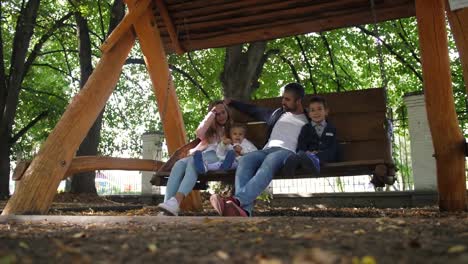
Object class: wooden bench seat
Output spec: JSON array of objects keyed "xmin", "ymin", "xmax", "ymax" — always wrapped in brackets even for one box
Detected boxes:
[{"xmin": 151, "ymin": 88, "xmax": 396, "ymax": 188}]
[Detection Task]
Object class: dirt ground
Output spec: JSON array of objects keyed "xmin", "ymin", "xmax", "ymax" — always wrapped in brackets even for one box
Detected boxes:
[{"xmin": 0, "ymin": 193, "xmax": 467, "ymax": 264}]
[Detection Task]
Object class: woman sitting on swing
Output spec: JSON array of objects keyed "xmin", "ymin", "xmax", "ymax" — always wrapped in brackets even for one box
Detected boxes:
[{"xmin": 158, "ymin": 100, "xmax": 232, "ymax": 216}]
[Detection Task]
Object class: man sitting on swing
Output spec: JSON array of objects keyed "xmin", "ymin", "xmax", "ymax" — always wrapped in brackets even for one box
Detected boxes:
[{"xmin": 210, "ymin": 82, "xmax": 308, "ymax": 217}]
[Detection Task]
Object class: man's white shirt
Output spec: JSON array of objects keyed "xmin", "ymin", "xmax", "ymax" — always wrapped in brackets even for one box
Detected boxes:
[{"xmin": 264, "ymin": 111, "xmax": 308, "ymax": 152}]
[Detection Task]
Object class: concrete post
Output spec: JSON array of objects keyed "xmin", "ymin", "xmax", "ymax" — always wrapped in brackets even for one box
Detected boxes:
[
  {"xmin": 141, "ymin": 131, "xmax": 164, "ymax": 195},
  {"xmin": 404, "ymin": 92, "xmax": 438, "ymax": 191}
]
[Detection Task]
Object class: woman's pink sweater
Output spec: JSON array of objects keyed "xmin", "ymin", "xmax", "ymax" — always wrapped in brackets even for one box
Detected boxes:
[{"xmin": 189, "ymin": 111, "xmax": 224, "ymax": 154}]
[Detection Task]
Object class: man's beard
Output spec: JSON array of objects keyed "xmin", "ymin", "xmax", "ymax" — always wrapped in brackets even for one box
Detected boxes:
[{"xmin": 282, "ymin": 104, "xmax": 297, "ymax": 112}]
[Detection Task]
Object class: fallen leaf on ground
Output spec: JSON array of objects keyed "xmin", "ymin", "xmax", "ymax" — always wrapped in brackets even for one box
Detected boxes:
[
  {"xmin": 53, "ymin": 239, "xmax": 81, "ymax": 255},
  {"xmin": 448, "ymin": 245, "xmax": 466, "ymax": 254},
  {"xmin": 147, "ymin": 243, "xmax": 157, "ymax": 253},
  {"xmin": 19, "ymin": 241, "xmax": 29, "ymax": 249},
  {"xmin": 352, "ymin": 256, "xmax": 377, "ymax": 264},
  {"xmin": 203, "ymin": 218, "xmax": 226, "ymax": 225},
  {"xmin": 293, "ymin": 247, "xmax": 339, "ymax": 264},
  {"xmin": 72, "ymin": 232, "xmax": 87, "ymax": 238},
  {"xmin": 353, "ymin": 229, "xmax": 366, "ymax": 235},
  {"xmin": 216, "ymin": 250, "xmax": 229, "ymax": 260}
]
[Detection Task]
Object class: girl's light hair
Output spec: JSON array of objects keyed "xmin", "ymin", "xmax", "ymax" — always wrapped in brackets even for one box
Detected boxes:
[{"xmin": 205, "ymin": 100, "xmax": 232, "ymax": 140}]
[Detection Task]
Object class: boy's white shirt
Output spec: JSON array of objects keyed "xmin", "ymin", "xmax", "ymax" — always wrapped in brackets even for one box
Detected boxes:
[{"xmin": 216, "ymin": 138, "xmax": 257, "ymax": 159}]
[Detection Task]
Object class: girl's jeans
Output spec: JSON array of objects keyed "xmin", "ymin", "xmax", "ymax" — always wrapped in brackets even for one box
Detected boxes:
[{"xmin": 164, "ymin": 150, "xmax": 218, "ymax": 201}]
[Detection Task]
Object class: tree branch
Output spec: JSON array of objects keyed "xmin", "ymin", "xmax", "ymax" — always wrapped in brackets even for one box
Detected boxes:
[
  {"xmin": 124, "ymin": 58, "xmax": 211, "ymax": 100},
  {"xmin": 357, "ymin": 25, "xmax": 423, "ymax": 82},
  {"xmin": 320, "ymin": 32, "xmax": 341, "ymax": 92},
  {"xmin": 249, "ymin": 48, "xmax": 280, "ymax": 92},
  {"xmin": 169, "ymin": 64, "xmax": 211, "ymax": 100},
  {"xmin": 295, "ymin": 36, "xmax": 316, "ymax": 93},
  {"xmin": 267, "ymin": 49, "xmax": 302, "ymax": 85},
  {"xmin": 31, "ymin": 63, "xmax": 80, "ymax": 83},
  {"xmin": 393, "ymin": 21, "xmax": 421, "ymax": 64},
  {"xmin": 23, "ymin": 11, "xmax": 73, "ymax": 80},
  {"xmin": 187, "ymin": 52, "xmax": 205, "ymax": 78},
  {"xmin": 97, "ymin": 0, "xmax": 106, "ymax": 42},
  {"xmin": 39, "ymin": 49, "xmax": 79, "ymax": 56},
  {"xmin": 57, "ymin": 35, "xmax": 73, "ymax": 79},
  {"xmin": 125, "ymin": 58, "xmax": 145, "ymax": 64},
  {"xmin": 10, "ymin": 110, "xmax": 48, "ymax": 144},
  {"xmin": 21, "ymin": 86, "xmax": 68, "ymax": 101}
]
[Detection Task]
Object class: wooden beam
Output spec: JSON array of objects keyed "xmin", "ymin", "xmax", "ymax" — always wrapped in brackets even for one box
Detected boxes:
[
  {"xmin": 153, "ymin": 0, "xmax": 415, "ymax": 53},
  {"xmin": 13, "ymin": 157, "xmax": 165, "ymax": 181},
  {"xmin": 100, "ymin": 0, "xmax": 151, "ymax": 53},
  {"xmin": 2, "ymin": 30, "xmax": 136, "ymax": 215},
  {"xmin": 154, "ymin": 0, "xmax": 185, "ymax": 55},
  {"xmin": 129, "ymin": 5, "xmax": 187, "ymax": 155},
  {"xmin": 67, "ymin": 156, "xmax": 164, "ymax": 175},
  {"xmin": 415, "ymin": 0, "xmax": 467, "ymax": 211},
  {"xmin": 128, "ymin": 2, "xmax": 202, "ymax": 212},
  {"xmin": 446, "ymin": 1, "xmax": 468, "ymax": 93}
]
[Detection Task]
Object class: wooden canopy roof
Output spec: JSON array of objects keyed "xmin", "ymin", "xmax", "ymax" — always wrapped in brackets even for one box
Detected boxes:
[{"xmin": 154, "ymin": 0, "xmax": 416, "ymax": 54}]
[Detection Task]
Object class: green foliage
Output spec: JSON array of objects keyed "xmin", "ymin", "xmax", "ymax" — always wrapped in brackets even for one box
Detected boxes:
[{"xmin": 4, "ymin": 1, "xmax": 467, "ymax": 170}]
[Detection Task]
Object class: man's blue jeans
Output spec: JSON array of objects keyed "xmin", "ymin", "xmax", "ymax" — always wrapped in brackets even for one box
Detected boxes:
[
  {"xmin": 234, "ymin": 147, "xmax": 293, "ymax": 215},
  {"xmin": 164, "ymin": 150, "xmax": 218, "ymax": 201}
]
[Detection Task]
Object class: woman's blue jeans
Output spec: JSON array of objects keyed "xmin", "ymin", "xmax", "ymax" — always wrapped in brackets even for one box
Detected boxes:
[
  {"xmin": 234, "ymin": 147, "xmax": 293, "ymax": 215},
  {"xmin": 164, "ymin": 150, "xmax": 219, "ymax": 201}
]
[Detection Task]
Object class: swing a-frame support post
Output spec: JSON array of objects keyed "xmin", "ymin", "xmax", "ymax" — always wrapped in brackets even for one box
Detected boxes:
[
  {"xmin": 126, "ymin": 0, "xmax": 201, "ymax": 211},
  {"xmin": 2, "ymin": 30, "xmax": 136, "ymax": 215},
  {"xmin": 415, "ymin": 0, "xmax": 467, "ymax": 211},
  {"xmin": 2, "ymin": 0, "xmax": 191, "ymax": 215}
]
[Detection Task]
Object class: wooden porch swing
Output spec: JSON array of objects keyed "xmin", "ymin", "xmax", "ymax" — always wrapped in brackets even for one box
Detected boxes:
[
  {"xmin": 153, "ymin": 0, "xmax": 398, "ymax": 191},
  {"xmin": 3, "ymin": 0, "xmax": 467, "ymax": 215}
]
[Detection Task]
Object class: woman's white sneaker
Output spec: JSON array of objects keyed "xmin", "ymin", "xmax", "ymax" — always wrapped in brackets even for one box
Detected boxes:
[{"xmin": 157, "ymin": 197, "xmax": 180, "ymax": 216}]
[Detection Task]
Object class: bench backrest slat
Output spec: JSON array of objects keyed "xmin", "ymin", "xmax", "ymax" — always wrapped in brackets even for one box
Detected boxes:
[{"xmin": 232, "ymin": 88, "xmax": 392, "ymax": 163}]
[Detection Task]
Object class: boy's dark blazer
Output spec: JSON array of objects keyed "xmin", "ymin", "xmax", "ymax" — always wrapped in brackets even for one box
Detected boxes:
[{"xmin": 296, "ymin": 121, "xmax": 340, "ymax": 163}]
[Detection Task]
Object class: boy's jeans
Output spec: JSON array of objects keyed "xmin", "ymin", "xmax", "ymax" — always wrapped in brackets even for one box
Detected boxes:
[
  {"xmin": 234, "ymin": 147, "xmax": 293, "ymax": 215},
  {"xmin": 165, "ymin": 150, "xmax": 218, "ymax": 201}
]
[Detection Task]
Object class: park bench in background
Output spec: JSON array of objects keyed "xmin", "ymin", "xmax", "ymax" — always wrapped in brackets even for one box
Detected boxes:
[{"xmin": 152, "ymin": 88, "xmax": 396, "ymax": 189}]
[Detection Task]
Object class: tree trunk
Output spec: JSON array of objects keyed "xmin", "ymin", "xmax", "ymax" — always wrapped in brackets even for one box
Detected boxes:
[
  {"xmin": 0, "ymin": 0, "xmax": 41, "ymax": 198},
  {"xmin": 220, "ymin": 42, "xmax": 268, "ymax": 100},
  {"xmin": 0, "ymin": 137, "xmax": 9, "ymax": 199},
  {"xmin": 70, "ymin": 9, "xmax": 98, "ymax": 194},
  {"xmin": 71, "ymin": 0, "xmax": 124, "ymax": 194}
]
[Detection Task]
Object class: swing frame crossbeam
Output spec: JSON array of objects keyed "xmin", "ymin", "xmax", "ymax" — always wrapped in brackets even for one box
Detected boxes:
[{"xmin": 4, "ymin": 0, "xmax": 467, "ymax": 215}]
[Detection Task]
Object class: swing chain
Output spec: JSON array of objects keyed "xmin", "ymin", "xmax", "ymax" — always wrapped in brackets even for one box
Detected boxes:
[{"xmin": 370, "ymin": 0, "xmax": 388, "ymax": 89}]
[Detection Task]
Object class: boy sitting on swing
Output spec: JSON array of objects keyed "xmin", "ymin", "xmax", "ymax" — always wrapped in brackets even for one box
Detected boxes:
[{"xmin": 283, "ymin": 96, "xmax": 340, "ymax": 175}]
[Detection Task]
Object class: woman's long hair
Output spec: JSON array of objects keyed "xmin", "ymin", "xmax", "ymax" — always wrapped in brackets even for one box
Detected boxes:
[{"xmin": 204, "ymin": 100, "xmax": 232, "ymax": 141}]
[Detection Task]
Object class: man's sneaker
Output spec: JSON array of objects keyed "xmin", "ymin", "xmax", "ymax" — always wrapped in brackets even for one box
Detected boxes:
[
  {"xmin": 193, "ymin": 150, "xmax": 206, "ymax": 174},
  {"xmin": 157, "ymin": 197, "xmax": 179, "ymax": 216},
  {"xmin": 298, "ymin": 152, "xmax": 320, "ymax": 174},
  {"xmin": 221, "ymin": 150, "xmax": 236, "ymax": 170},
  {"xmin": 210, "ymin": 194, "xmax": 225, "ymax": 216},
  {"xmin": 224, "ymin": 200, "xmax": 248, "ymax": 217}
]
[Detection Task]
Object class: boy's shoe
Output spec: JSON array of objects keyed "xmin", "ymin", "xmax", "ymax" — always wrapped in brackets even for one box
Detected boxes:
[
  {"xmin": 224, "ymin": 198, "xmax": 248, "ymax": 217},
  {"xmin": 221, "ymin": 150, "xmax": 236, "ymax": 170},
  {"xmin": 282, "ymin": 154, "xmax": 299, "ymax": 177},
  {"xmin": 210, "ymin": 194, "xmax": 225, "ymax": 216},
  {"xmin": 298, "ymin": 152, "xmax": 320, "ymax": 174},
  {"xmin": 193, "ymin": 150, "xmax": 206, "ymax": 174},
  {"xmin": 157, "ymin": 197, "xmax": 179, "ymax": 216}
]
